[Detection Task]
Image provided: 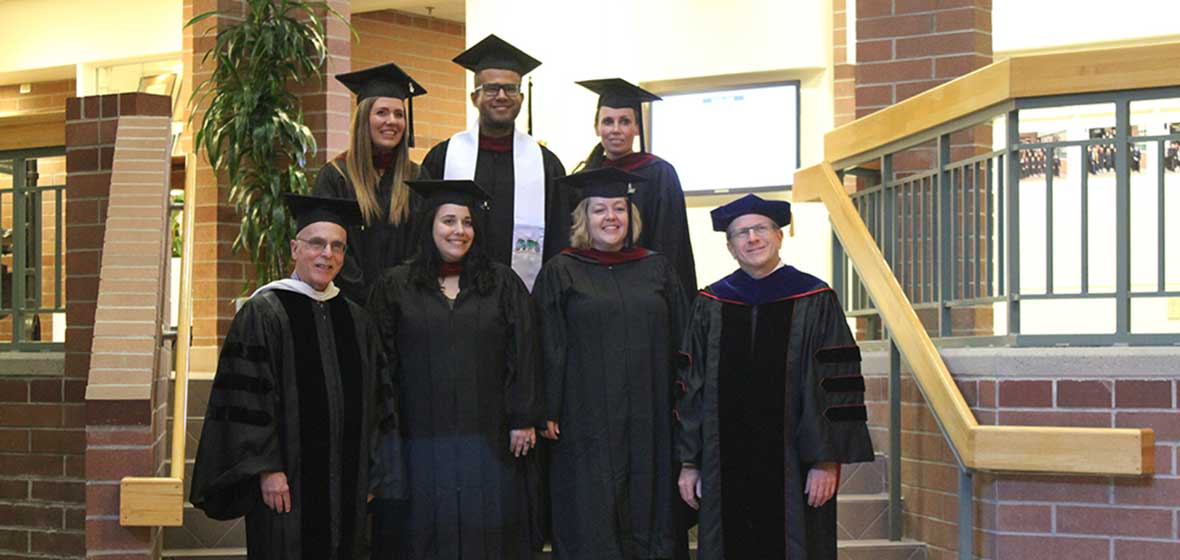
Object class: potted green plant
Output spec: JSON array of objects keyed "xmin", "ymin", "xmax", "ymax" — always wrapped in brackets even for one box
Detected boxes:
[{"xmin": 188, "ymin": 0, "xmax": 350, "ymax": 288}]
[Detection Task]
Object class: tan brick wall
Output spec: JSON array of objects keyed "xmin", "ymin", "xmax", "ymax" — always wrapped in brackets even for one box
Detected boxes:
[
  {"xmin": 0, "ymin": 79, "xmax": 75, "ymax": 115},
  {"xmin": 351, "ymin": 9, "xmax": 467, "ymax": 163}
]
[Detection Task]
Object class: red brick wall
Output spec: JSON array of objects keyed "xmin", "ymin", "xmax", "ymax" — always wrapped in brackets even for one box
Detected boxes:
[
  {"xmin": 62, "ymin": 93, "xmax": 172, "ymax": 560},
  {"xmin": 854, "ymin": 0, "xmax": 992, "ymax": 117},
  {"xmin": 351, "ymin": 10, "xmax": 467, "ymax": 163},
  {"xmin": 865, "ymin": 371, "xmax": 1180, "ymax": 559}
]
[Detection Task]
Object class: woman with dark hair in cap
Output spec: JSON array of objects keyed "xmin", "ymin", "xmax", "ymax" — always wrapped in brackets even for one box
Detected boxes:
[
  {"xmin": 366, "ymin": 179, "xmax": 540, "ymax": 560},
  {"xmin": 534, "ymin": 168, "xmax": 689, "ymax": 560},
  {"xmin": 574, "ymin": 78, "xmax": 697, "ymax": 299},
  {"xmin": 313, "ymin": 62, "xmax": 429, "ymax": 304}
]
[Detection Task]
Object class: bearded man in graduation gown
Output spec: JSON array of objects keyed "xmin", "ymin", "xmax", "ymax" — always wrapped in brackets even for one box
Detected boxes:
[
  {"xmin": 674, "ymin": 194, "xmax": 874, "ymax": 559},
  {"xmin": 191, "ymin": 195, "xmax": 401, "ymax": 560},
  {"xmin": 421, "ymin": 34, "xmax": 568, "ymax": 290}
]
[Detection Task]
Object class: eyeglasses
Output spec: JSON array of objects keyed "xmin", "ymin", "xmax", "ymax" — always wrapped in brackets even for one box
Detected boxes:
[
  {"xmin": 474, "ymin": 83, "xmax": 522, "ymax": 98},
  {"xmin": 727, "ymin": 222, "xmax": 778, "ymax": 241},
  {"xmin": 297, "ymin": 237, "xmax": 347, "ymax": 254}
]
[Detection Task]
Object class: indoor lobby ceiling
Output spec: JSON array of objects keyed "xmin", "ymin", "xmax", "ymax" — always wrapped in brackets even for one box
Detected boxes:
[{"xmin": 352, "ymin": 0, "xmax": 465, "ymax": 22}]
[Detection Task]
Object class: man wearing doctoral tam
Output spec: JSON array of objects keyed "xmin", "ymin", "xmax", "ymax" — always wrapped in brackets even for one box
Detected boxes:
[
  {"xmin": 191, "ymin": 194, "xmax": 402, "ymax": 560},
  {"xmin": 674, "ymin": 194, "xmax": 874, "ymax": 559}
]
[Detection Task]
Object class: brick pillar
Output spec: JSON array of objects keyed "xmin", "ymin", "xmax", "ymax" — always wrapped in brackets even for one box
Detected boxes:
[
  {"xmin": 848, "ymin": 0, "xmax": 994, "ymax": 337},
  {"xmin": 67, "ymin": 93, "xmax": 172, "ymax": 559},
  {"xmin": 351, "ymin": 10, "xmax": 468, "ymax": 163},
  {"xmin": 300, "ymin": 0, "xmax": 353, "ymax": 167},
  {"xmin": 183, "ymin": 0, "xmax": 251, "ymax": 376},
  {"xmin": 183, "ymin": 0, "xmax": 352, "ymax": 375}
]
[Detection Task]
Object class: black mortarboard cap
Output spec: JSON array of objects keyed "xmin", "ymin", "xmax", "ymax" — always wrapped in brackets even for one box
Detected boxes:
[
  {"xmin": 335, "ymin": 62, "xmax": 427, "ymax": 147},
  {"xmin": 406, "ymin": 179, "xmax": 492, "ymax": 210},
  {"xmin": 335, "ymin": 62, "xmax": 427, "ymax": 102},
  {"xmin": 453, "ymin": 34, "xmax": 542, "ymax": 75},
  {"xmin": 559, "ymin": 167, "xmax": 647, "ymax": 200},
  {"xmin": 285, "ymin": 194, "xmax": 365, "ymax": 233},
  {"xmin": 710, "ymin": 194, "xmax": 791, "ymax": 232},
  {"xmin": 577, "ymin": 78, "xmax": 661, "ymax": 109},
  {"xmin": 577, "ymin": 78, "xmax": 660, "ymax": 152}
]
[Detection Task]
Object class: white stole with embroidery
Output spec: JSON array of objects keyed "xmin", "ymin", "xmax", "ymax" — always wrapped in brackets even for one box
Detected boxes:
[{"xmin": 442, "ymin": 121, "xmax": 545, "ymax": 290}]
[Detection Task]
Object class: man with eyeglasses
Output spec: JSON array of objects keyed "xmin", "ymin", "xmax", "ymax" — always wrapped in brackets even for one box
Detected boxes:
[
  {"xmin": 673, "ymin": 194, "xmax": 874, "ymax": 559},
  {"xmin": 192, "ymin": 194, "xmax": 403, "ymax": 560},
  {"xmin": 422, "ymin": 34, "xmax": 568, "ymax": 290}
]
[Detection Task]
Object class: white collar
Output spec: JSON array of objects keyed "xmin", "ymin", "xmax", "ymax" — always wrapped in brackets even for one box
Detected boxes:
[{"xmin": 251, "ymin": 273, "xmax": 340, "ymax": 302}]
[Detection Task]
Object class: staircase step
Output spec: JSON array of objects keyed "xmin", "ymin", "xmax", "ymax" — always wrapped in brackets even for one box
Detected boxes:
[
  {"xmin": 837, "ymin": 538, "xmax": 928, "ymax": 560},
  {"xmin": 837, "ymin": 493, "xmax": 891, "ymax": 540},
  {"xmin": 838, "ymin": 453, "xmax": 888, "ymax": 494}
]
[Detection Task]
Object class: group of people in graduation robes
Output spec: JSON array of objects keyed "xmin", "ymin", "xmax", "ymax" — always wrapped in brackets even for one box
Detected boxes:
[{"xmin": 191, "ymin": 29, "xmax": 875, "ymax": 560}]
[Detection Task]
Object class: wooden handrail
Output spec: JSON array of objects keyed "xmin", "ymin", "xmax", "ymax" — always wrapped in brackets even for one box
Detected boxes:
[
  {"xmin": 794, "ymin": 162, "xmax": 1154, "ymax": 475},
  {"xmin": 825, "ymin": 41, "xmax": 1180, "ymax": 167},
  {"xmin": 170, "ymin": 152, "xmax": 197, "ymax": 479}
]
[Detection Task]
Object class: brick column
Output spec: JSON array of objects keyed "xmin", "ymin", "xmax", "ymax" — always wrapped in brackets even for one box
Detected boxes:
[
  {"xmin": 67, "ymin": 93, "xmax": 173, "ymax": 560},
  {"xmin": 183, "ymin": 0, "xmax": 252, "ymax": 377}
]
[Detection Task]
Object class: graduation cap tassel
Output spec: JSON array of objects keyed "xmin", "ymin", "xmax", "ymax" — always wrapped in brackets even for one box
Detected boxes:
[
  {"xmin": 527, "ymin": 77, "xmax": 534, "ymax": 136},
  {"xmin": 407, "ymin": 83, "xmax": 416, "ymax": 148},
  {"xmin": 625, "ymin": 181, "xmax": 635, "ymax": 250}
]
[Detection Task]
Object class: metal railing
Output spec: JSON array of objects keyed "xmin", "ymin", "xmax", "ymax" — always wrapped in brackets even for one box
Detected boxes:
[
  {"xmin": 835, "ymin": 87, "xmax": 1180, "ymax": 347},
  {"xmin": 0, "ymin": 147, "xmax": 66, "ymax": 351}
]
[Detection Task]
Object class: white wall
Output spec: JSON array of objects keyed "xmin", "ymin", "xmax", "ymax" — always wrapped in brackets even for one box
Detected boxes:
[
  {"xmin": 994, "ymin": 0, "xmax": 1180, "ymax": 53},
  {"xmin": 0, "ymin": 0, "xmax": 181, "ymax": 80},
  {"xmin": 465, "ymin": 0, "xmax": 835, "ymax": 287}
]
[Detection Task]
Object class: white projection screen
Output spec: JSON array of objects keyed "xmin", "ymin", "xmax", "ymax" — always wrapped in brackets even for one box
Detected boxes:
[{"xmin": 649, "ymin": 81, "xmax": 800, "ymax": 194}]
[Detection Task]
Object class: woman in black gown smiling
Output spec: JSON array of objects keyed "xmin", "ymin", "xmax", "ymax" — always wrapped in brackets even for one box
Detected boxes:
[
  {"xmin": 313, "ymin": 61, "xmax": 428, "ymax": 304},
  {"xmin": 366, "ymin": 179, "xmax": 540, "ymax": 560},
  {"xmin": 535, "ymin": 167, "xmax": 688, "ymax": 559}
]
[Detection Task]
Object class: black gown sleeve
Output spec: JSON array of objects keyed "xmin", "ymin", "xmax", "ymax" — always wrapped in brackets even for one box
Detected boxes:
[
  {"xmin": 797, "ymin": 290, "xmax": 875, "ymax": 465},
  {"xmin": 420, "ymin": 140, "xmax": 448, "ymax": 181},
  {"xmin": 533, "ymin": 259, "xmax": 568, "ymax": 424},
  {"xmin": 674, "ymin": 294, "xmax": 710, "ymax": 467},
  {"xmin": 364, "ymin": 272, "xmax": 409, "ymax": 499},
  {"xmin": 190, "ymin": 297, "xmax": 286, "ymax": 520},
  {"xmin": 541, "ymin": 147, "xmax": 570, "ymax": 261},
  {"xmin": 648, "ymin": 162, "xmax": 697, "ymax": 297},
  {"xmin": 500, "ymin": 267, "xmax": 542, "ymax": 429}
]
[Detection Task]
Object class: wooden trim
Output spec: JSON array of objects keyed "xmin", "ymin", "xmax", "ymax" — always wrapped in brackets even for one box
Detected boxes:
[
  {"xmin": 641, "ymin": 67, "xmax": 824, "ymax": 97},
  {"xmin": 794, "ymin": 162, "xmax": 1155, "ymax": 476},
  {"xmin": 170, "ymin": 153, "xmax": 197, "ymax": 479},
  {"xmin": 795, "ymin": 163, "xmax": 977, "ymax": 461},
  {"xmin": 0, "ymin": 111, "xmax": 65, "ymax": 152},
  {"xmin": 972, "ymin": 426, "xmax": 1154, "ymax": 476},
  {"xmin": 120, "ymin": 477, "xmax": 183, "ymax": 526},
  {"xmin": 824, "ymin": 41, "xmax": 1180, "ymax": 166},
  {"xmin": 1009, "ymin": 42, "xmax": 1180, "ymax": 98}
]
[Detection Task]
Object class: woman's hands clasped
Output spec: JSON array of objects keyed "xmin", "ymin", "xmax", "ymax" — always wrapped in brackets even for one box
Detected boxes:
[{"xmin": 510, "ymin": 428, "xmax": 536, "ymax": 457}]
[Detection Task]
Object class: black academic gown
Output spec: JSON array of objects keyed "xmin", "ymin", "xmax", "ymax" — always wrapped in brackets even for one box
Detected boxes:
[
  {"xmin": 595, "ymin": 153, "xmax": 697, "ymax": 299},
  {"xmin": 311, "ymin": 161, "xmax": 426, "ymax": 305},
  {"xmin": 191, "ymin": 288, "xmax": 400, "ymax": 560},
  {"xmin": 675, "ymin": 266, "xmax": 875, "ymax": 560},
  {"xmin": 421, "ymin": 138, "xmax": 569, "ymax": 266},
  {"xmin": 535, "ymin": 249, "xmax": 688, "ymax": 560},
  {"xmin": 366, "ymin": 262, "xmax": 540, "ymax": 560}
]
